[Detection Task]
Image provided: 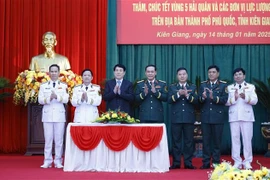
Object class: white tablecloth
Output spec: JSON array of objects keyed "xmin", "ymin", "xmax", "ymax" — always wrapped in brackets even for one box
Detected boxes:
[{"xmin": 63, "ymin": 123, "xmax": 170, "ymax": 172}]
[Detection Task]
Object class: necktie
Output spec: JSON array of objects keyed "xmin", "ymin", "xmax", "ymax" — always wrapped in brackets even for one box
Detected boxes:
[
  {"xmin": 85, "ymin": 86, "xmax": 88, "ymax": 91},
  {"xmin": 239, "ymin": 85, "xmax": 241, "ymax": 89},
  {"xmin": 53, "ymin": 82, "xmax": 56, "ymax": 88},
  {"xmin": 180, "ymin": 84, "xmax": 184, "ymax": 89},
  {"xmin": 117, "ymin": 80, "xmax": 121, "ymax": 86},
  {"xmin": 150, "ymin": 81, "xmax": 152, "ymax": 86},
  {"xmin": 211, "ymin": 83, "xmax": 214, "ymax": 87}
]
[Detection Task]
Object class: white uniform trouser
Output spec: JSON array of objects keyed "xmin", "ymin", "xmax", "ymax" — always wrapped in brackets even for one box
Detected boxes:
[
  {"xmin": 43, "ymin": 122, "xmax": 65, "ymax": 165},
  {"xmin": 230, "ymin": 121, "xmax": 253, "ymax": 166}
]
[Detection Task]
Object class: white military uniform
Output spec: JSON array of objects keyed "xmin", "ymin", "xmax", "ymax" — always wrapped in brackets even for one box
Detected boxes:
[
  {"xmin": 38, "ymin": 80, "xmax": 69, "ymax": 166},
  {"xmin": 71, "ymin": 84, "xmax": 102, "ymax": 123},
  {"xmin": 226, "ymin": 81, "xmax": 258, "ymax": 168}
]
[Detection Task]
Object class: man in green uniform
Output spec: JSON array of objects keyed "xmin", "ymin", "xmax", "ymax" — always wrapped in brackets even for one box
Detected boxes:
[
  {"xmin": 135, "ymin": 65, "xmax": 167, "ymax": 123},
  {"xmin": 199, "ymin": 65, "xmax": 228, "ymax": 169},
  {"xmin": 168, "ymin": 67, "xmax": 198, "ymax": 169}
]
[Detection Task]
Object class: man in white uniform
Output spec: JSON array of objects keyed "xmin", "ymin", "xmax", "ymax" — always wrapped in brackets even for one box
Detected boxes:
[
  {"xmin": 226, "ymin": 68, "xmax": 258, "ymax": 169},
  {"xmin": 38, "ymin": 64, "xmax": 69, "ymax": 168},
  {"xmin": 71, "ymin": 69, "xmax": 102, "ymax": 123}
]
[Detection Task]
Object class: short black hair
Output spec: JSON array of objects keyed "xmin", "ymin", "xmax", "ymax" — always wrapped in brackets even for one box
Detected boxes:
[
  {"xmin": 207, "ymin": 65, "xmax": 220, "ymax": 72},
  {"xmin": 233, "ymin": 68, "xmax": 245, "ymax": 75},
  {"xmin": 176, "ymin": 67, "xmax": 188, "ymax": 74},
  {"xmin": 113, "ymin": 64, "xmax": 126, "ymax": 71},
  {"xmin": 81, "ymin": 68, "xmax": 93, "ymax": 76},
  {"xmin": 145, "ymin": 64, "xmax": 156, "ymax": 71},
  {"xmin": 49, "ymin": 64, "xmax": 60, "ymax": 72}
]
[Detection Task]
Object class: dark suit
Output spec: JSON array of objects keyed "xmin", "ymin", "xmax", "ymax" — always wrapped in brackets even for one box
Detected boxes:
[
  {"xmin": 135, "ymin": 79, "xmax": 167, "ymax": 123},
  {"xmin": 199, "ymin": 80, "xmax": 228, "ymax": 165},
  {"xmin": 168, "ymin": 83, "xmax": 198, "ymax": 167},
  {"xmin": 103, "ymin": 79, "xmax": 134, "ymax": 115}
]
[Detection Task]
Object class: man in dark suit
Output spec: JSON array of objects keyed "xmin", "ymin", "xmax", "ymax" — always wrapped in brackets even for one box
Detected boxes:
[
  {"xmin": 168, "ymin": 67, "xmax": 198, "ymax": 169},
  {"xmin": 103, "ymin": 64, "xmax": 134, "ymax": 115},
  {"xmin": 135, "ymin": 65, "xmax": 167, "ymax": 123},
  {"xmin": 199, "ymin": 65, "xmax": 228, "ymax": 169}
]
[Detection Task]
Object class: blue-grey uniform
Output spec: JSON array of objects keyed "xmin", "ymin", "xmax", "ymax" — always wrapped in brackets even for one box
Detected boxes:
[
  {"xmin": 71, "ymin": 83, "xmax": 102, "ymax": 123},
  {"xmin": 168, "ymin": 83, "xmax": 198, "ymax": 167},
  {"xmin": 38, "ymin": 80, "xmax": 69, "ymax": 167},
  {"xmin": 199, "ymin": 80, "xmax": 228, "ymax": 166},
  {"xmin": 135, "ymin": 79, "xmax": 167, "ymax": 123},
  {"xmin": 226, "ymin": 81, "xmax": 258, "ymax": 169}
]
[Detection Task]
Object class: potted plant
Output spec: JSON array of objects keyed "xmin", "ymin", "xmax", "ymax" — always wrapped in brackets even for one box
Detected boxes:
[
  {"xmin": 253, "ymin": 78, "xmax": 270, "ymax": 157},
  {"xmin": 0, "ymin": 77, "xmax": 13, "ymax": 101}
]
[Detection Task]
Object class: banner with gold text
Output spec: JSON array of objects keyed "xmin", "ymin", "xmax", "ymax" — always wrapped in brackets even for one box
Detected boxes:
[{"xmin": 117, "ymin": 0, "xmax": 270, "ymax": 44}]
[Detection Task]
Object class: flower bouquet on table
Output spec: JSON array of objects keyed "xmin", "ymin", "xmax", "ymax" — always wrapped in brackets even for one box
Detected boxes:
[
  {"xmin": 13, "ymin": 70, "xmax": 82, "ymax": 105},
  {"xmin": 95, "ymin": 109, "xmax": 140, "ymax": 124},
  {"xmin": 209, "ymin": 161, "xmax": 270, "ymax": 180}
]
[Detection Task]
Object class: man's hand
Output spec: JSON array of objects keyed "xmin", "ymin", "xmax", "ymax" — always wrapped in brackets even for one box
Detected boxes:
[
  {"xmin": 234, "ymin": 89, "xmax": 239, "ymax": 101},
  {"xmin": 151, "ymin": 83, "xmax": 156, "ymax": 93},
  {"xmin": 208, "ymin": 89, "xmax": 213, "ymax": 99},
  {"xmin": 113, "ymin": 84, "xmax": 119, "ymax": 94},
  {"xmin": 50, "ymin": 91, "xmax": 57, "ymax": 101},
  {"xmin": 239, "ymin": 92, "xmax": 245, "ymax": 99},
  {"xmin": 202, "ymin": 88, "xmax": 207, "ymax": 99},
  {"xmin": 144, "ymin": 84, "xmax": 148, "ymax": 96},
  {"xmin": 81, "ymin": 92, "xmax": 88, "ymax": 102}
]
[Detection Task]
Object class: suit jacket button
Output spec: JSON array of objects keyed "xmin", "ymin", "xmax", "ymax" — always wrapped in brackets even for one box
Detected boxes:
[
  {"xmin": 151, "ymin": 107, "xmax": 153, "ymax": 109},
  {"xmin": 210, "ymin": 108, "xmax": 212, "ymax": 111},
  {"xmin": 182, "ymin": 109, "xmax": 185, "ymax": 111}
]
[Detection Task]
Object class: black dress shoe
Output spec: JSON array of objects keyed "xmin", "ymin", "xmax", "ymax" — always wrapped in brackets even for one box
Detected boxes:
[
  {"xmin": 169, "ymin": 165, "xmax": 180, "ymax": 169},
  {"xmin": 184, "ymin": 164, "xmax": 196, "ymax": 169},
  {"xmin": 200, "ymin": 164, "xmax": 210, "ymax": 169}
]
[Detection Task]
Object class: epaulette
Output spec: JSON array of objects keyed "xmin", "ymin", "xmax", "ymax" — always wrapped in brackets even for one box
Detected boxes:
[
  {"xmin": 170, "ymin": 83, "xmax": 177, "ymax": 86},
  {"xmin": 92, "ymin": 84, "xmax": 100, "ymax": 87},
  {"xmin": 74, "ymin": 84, "xmax": 82, "ymax": 88},
  {"xmin": 41, "ymin": 81, "xmax": 47, "ymax": 85},
  {"xmin": 201, "ymin": 80, "xmax": 207, "ymax": 84},
  {"xmin": 219, "ymin": 80, "xmax": 227, "ymax": 83},
  {"xmin": 60, "ymin": 81, "xmax": 67, "ymax": 85},
  {"xmin": 159, "ymin": 80, "xmax": 166, "ymax": 83},
  {"xmin": 137, "ymin": 80, "xmax": 144, "ymax": 83}
]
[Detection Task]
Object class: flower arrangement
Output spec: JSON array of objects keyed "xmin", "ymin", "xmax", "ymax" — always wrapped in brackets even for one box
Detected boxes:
[
  {"xmin": 95, "ymin": 110, "xmax": 140, "ymax": 124},
  {"xmin": 209, "ymin": 161, "xmax": 270, "ymax": 180},
  {"xmin": 13, "ymin": 70, "xmax": 82, "ymax": 105}
]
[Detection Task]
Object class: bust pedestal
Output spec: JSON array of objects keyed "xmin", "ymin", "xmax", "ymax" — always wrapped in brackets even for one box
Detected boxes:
[{"xmin": 25, "ymin": 103, "xmax": 44, "ymax": 155}]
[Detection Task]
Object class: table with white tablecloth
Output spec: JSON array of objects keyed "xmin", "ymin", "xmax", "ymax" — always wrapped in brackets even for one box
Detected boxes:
[{"xmin": 63, "ymin": 123, "xmax": 170, "ymax": 172}]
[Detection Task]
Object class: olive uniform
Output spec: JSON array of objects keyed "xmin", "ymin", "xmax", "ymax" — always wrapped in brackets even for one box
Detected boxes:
[{"xmin": 135, "ymin": 79, "xmax": 167, "ymax": 123}]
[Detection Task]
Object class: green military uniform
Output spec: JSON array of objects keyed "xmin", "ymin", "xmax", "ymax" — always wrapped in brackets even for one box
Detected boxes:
[
  {"xmin": 168, "ymin": 83, "xmax": 198, "ymax": 168},
  {"xmin": 199, "ymin": 80, "xmax": 228, "ymax": 166},
  {"xmin": 135, "ymin": 79, "xmax": 167, "ymax": 123}
]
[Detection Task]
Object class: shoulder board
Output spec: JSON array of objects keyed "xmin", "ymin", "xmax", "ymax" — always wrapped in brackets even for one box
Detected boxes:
[
  {"xmin": 137, "ymin": 80, "xmax": 144, "ymax": 83},
  {"xmin": 219, "ymin": 80, "xmax": 227, "ymax": 83},
  {"xmin": 201, "ymin": 80, "xmax": 207, "ymax": 84},
  {"xmin": 60, "ymin": 81, "xmax": 67, "ymax": 85},
  {"xmin": 92, "ymin": 84, "xmax": 100, "ymax": 87},
  {"xmin": 74, "ymin": 84, "xmax": 82, "ymax": 88},
  {"xmin": 159, "ymin": 80, "xmax": 166, "ymax": 83},
  {"xmin": 41, "ymin": 82, "xmax": 48, "ymax": 85},
  {"xmin": 170, "ymin": 83, "xmax": 177, "ymax": 86}
]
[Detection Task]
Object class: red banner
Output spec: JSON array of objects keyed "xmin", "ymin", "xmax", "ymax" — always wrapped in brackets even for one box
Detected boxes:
[{"xmin": 117, "ymin": 0, "xmax": 270, "ymax": 44}]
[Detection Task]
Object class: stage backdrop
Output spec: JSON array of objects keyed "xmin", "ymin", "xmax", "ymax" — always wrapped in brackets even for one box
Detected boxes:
[
  {"xmin": 108, "ymin": 0, "xmax": 270, "ymax": 154},
  {"xmin": 0, "ymin": 0, "xmax": 107, "ymax": 153}
]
